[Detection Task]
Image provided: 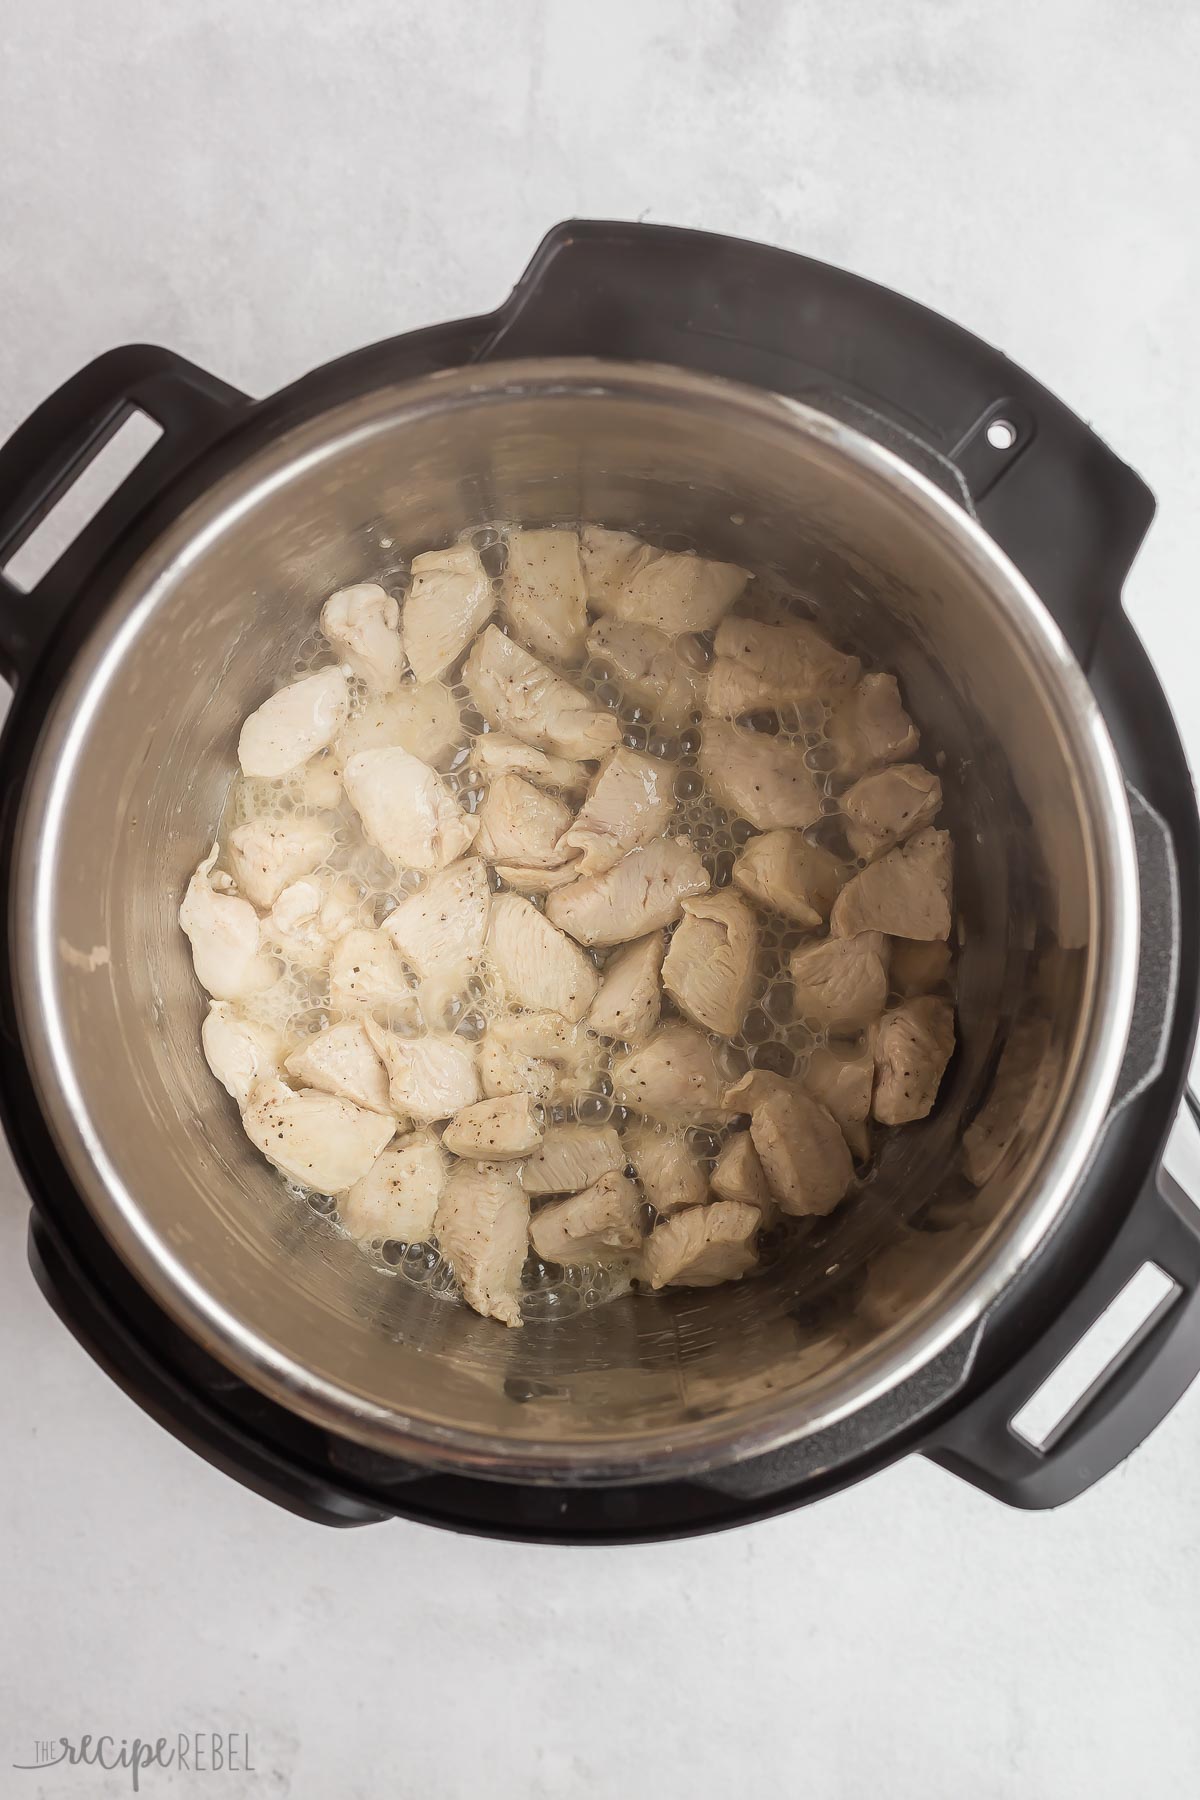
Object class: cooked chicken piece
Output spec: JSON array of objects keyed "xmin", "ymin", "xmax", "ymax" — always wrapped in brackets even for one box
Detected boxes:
[
  {"xmin": 579, "ymin": 526, "xmax": 644, "ymax": 607},
  {"xmin": 468, "ymin": 733, "xmax": 587, "ymax": 796},
  {"xmin": 662, "ymin": 892, "xmax": 758, "ymax": 1037},
  {"xmin": 242, "ymin": 1077, "xmax": 394, "ymax": 1194},
  {"xmin": 696, "ymin": 721, "xmax": 822, "ymax": 830},
  {"xmin": 558, "ymin": 747, "xmax": 677, "ymax": 875},
  {"xmin": 328, "ymin": 928, "xmax": 419, "ymax": 1022},
  {"xmin": 501, "ymin": 528, "xmax": 589, "ymax": 665},
  {"xmin": 546, "ymin": 837, "xmax": 710, "ymax": 947},
  {"xmin": 827, "ymin": 673, "xmax": 918, "ymax": 778},
  {"xmin": 493, "ymin": 861, "xmax": 585, "ymax": 896},
  {"xmin": 383, "ymin": 858, "xmax": 490, "ymax": 984},
  {"xmin": 434, "ymin": 1159, "xmax": 529, "ymax": 1328},
  {"xmin": 339, "ymin": 1131, "xmax": 448, "ymax": 1243},
  {"xmin": 267, "ymin": 873, "xmax": 361, "ymax": 970},
  {"xmin": 872, "ymin": 996, "xmax": 956, "ymax": 1125},
  {"xmin": 843, "ymin": 764, "xmax": 942, "ymax": 859},
  {"xmin": 520, "ymin": 1123, "xmax": 625, "ymax": 1196},
  {"xmin": 238, "ymin": 667, "xmax": 350, "ymax": 779},
  {"xmin": 624, "ymin": 1123, "xmax": 706, "ymax": 1215},
  {"xmin": 710, "ymin": 1131, "xmax": 771, "ymax": 1210},
  {"xmin": 722, "ymin": 1068, "xmax": 794, "ymax": 1112},
  {"xmin": 335, "ymin": 682, "xmax": 461, "ymax": 768},
  {"xmin": 963, "ymin": 1016, "xmax": 1056, "ymax": 1186},
  {"xmin": 442, "ymin": 1092, "xmax": 545, "ymax": 1160},
  {"xmin": 890, "ymin": 938, "xmax": 953, "ymax": 998},
  {"xmin": 180, "ymin": 847, "xmax": 278, "ymax": 1000},
  {"xmin": 493, "ymin": 1009, "xmax": 592, "ymax": 1062},
  {"xmin": 201, "ymin": 1003, "xmax": 282, "ymax": 1107},
  {"xmin": 585, "ymin": 618, "xmax": 705, "ymax": 728},
  {"xmin": 284, "ymin": 1021, "xmax": 391, "ymax": 1114},
  {"xmin": 790, "ymin": 932, "xmax": 890, "ymax": 1029},
  {"xmin": 581, "ymin": 527, "xmax": 748, "ymax": 635},
  {"xmin": 320, "ymin": 583, "xmax": 404, "ymax": 693},
  {"xmin": 479, "ymin": 1036, "xmax": 557, "ymax": 1107},
  {"xmin": 529, "ymin": 1171, "xmax": 642, "ymax": 1262},
  {"xmin": 613, "ymin": 1025, "xmax": 733, "ymax": 1127},
  {"xmin": 343, "ymin": 746, "xmax": 479, "ymax": 871},
  {"xmin": 643, "ymin": 1200, "xmax": 761, "ymax": 1289},
  {"xmin": 402, "ymin": 543, "xmax": 493, "ymax": 682},
  {"xmin": 485, "ymin": 893, "xmax": 599, "ymax": 1022},
  {"xmin": 705, "ymin": 616, "xmax": 860, "ymax": 717},
  {"xmin": 830, "ymin": 828, "xmax": 952, "ymax": 941},
  {"xmin": 588, "ymin": 933, "xmax": 664, "ymax": 1042},
  {"xmin": 731, "ymin": 829, "xmax": 844, "ymax": 927},
  {"xmin": 476, "ymin": 774, "xmax": 575, "ymax": 869},
  {"xmin": 227, "ymin": 816, "xmax": 333, "ymax": 910},
  {"xmin": 363, "ymin": 1020, "xmax": 480, "ymax": 1123},
  {"xmin": 804, "ymin": 1045, "xmax": 874, "ymax": 1160},
  {"xmin": 750, "ymin": 1085, "xmax": 854, "ymax": 1216},
  {"xmin": 464, "ymin": 626, "xmax": 622, "ymax": 761},
  {"xmin": 479, "ymin": 1011, "xmax": 601, "ymax": 1102}
]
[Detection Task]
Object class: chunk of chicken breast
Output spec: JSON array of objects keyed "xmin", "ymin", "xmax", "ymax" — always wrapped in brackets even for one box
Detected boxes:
[
  {"xmin": 705, "ymin": 616, "xmax": 860, "ymax": 717},
  {"xmin": 790, "ymin": 932, "xmax": 890, "ymax": 1030},
  {"xmin": 711, "ymin": 1131, "xmax": 771, "ymax": 1211},
  {"xmin": 585, "ymin": 618, "xmax": 705, "ymax": 728},
  {"xmin": 476, "ymin": 774, "xmax": 575, "ymax": 869},
  {"xmin": 643, "ymin": 1200, "xmax": 761, "ymax": 1289},
  {"xmin": 581, "ymin": 528, "xmax": 748, "ymax": 634},
  {"xmin": 335, "ymin": 682, "xmax": 461, "ymax": 768},
  {"xmin": 750, "ymin": 1085, "xmax": 854, "ymax": 1216},
  {"xmin": 402, "ymin": 543, "xmax": 493, "ymax": 682},
  {"xmin": 804, "ymin": 1045, "xmax": 874, "ymax": 1160},
  {"xmin": 480, "ymin": 1011, "xmax": 602, "ymax": 1108},
  {"xmin": 493, "ymin": 861, "xmax": 585, "ymax": 896},
  {"xmin": 722, "ymin": 1068, "xmax": 794, "ymax": 1113},
  {"xmin": 662, "ymin": 891, "xmax": 758, "ymax": 1037},
  {"xmin": 180, "ymin": 847, "xmax": 278, "ymax": 1000},
  {"xmin": 284, "ymin": 1021, "xmax": 391, "ymax": 1114},
  {"xmin": 501, "ymin": 528, "xmax": 589, "ymax": 665},
  {"xmin": 558, "ymin": 747, "xmax": 677, "ymax": 875},
  {"xmin": 829, "ymin": 828, "xmax": 952, "ymax": 941},
  {"xmin": 624, "ymin": 1123, "xmax": 707, "ymax": 1215},
  {"xmin": 520, "ymin": 1123, "xmax": 625, "ymax": 1196},
  {"xmin": 442, "ymin": 1092, "xmax": 545, "ymax": 1160},
  {"xmin": 242, "ymin": 1077, "xmax": 394, "ymax": 1194},
  {"xmin": 434, "ymin": 1160, "xmax": 530, "ymax": 1328},
  {"xmin": 872, "ymin": 996, "xmax": 956, "ymax": 1125},
  {"xmin": 545, "ymin": 837, "xmax": 710, "ymax": 947},
  {"xmin": 320, "ymin": 583, "xmax": 404, "ymax": 693},
  {"xmin": 579, "ymin": 526, "xmax": 647, "ymax": 607},
  {"xmin": 613, "ymin": 1025, "xmax": 733, "ymax": 1127},
  {"xmin": 890, "ymin": 938, "xmax": 953, "ymax": 998},
  {"xmin": 842, "ymin": 763, "xmax": 942, "ymax": 859},
  {"xmin": 529, "ymin": 1171, "xmax": 642, "ymax": 1262},
  {"xmin": 363, "ymin": 1020, "xmax": 480, "ymax": 1123},
  {"xmin": 697, "ymin": 721, "xmax": 822, "ymax": 830},
  {"xmin": 479, "ymin": 1036, "xmax": 557, "ymax": 1108},
  {"xmin": 238, "ymin": 668, "xmax": 350, "ymax": 779},
  {"xmin": 827, "ymin": 673, "xmax": 918, "ymax": 778},
  {"xmin": 383, "ymin": 858, "xmax": 490, "ymax": 983},
  {"xmin": 468, "ymin": 732, "xmax": 586, "ymax": 795},
  {"xmin": 587, "ymin": 933, "xmax": 664, "ymax": 1042},
  {"xmin": 267, "ymin": 873, "xmax": 362, "ymax": 970},
  {"xmin": 201, "ymin": 1004, "xmax": 282, "ymax": 1107},
  {"xmin": 464, "ymin": 626, "xmax": 623, "ymax": 761},
  {"xmin": 328, "ymin": 928, "xmax": 419, "ymax": 1021},
  {"xmin": 228, "ymin": 815, "xmax": 333, "ymax": 910},
  {"xmin": 731, "ymin": 829, "xmax": 844, "ymax": 928},
  {"xmin": 485, "ymin": 893, "xmax": 600, "ymax": 1022},
  {"xmin": 339, "ymin": 1132, "xmax": 447, "ymax": 1243},
  {"xmin": 343, "ymin": 746, "xmax": 479, "ymax": 871}
]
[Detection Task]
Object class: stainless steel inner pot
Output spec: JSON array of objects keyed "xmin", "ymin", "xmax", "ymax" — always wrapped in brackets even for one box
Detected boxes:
[{"xmin": 12, "ymin": 359, "xmax": 1140, "ymax": 1481}]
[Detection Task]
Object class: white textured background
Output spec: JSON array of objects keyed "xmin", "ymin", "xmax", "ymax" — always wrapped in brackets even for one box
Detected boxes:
[{"xmin": 2, "ymin": 3, "xmax": 1199, "ymax": 1795}]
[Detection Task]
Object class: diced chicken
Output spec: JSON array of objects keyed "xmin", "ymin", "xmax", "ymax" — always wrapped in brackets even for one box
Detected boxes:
[
  {"xmin": 227, "ymin": 816, "xmax": 333, "ymax": 910},
  {"xmin": 872, "ymin": 996, "xmax": 956, "ymax": 1125},
  {"xmin": 732, "ymin": 829, "xmax": 844, "ymax": 928},
  {"xmin": 722, "ymin": 1068, "xmax": 794, "ymax": 1113},
  {"xmin": 434, "ymin": 1159, "xmax": 529, "ymax": 1328},
  {"xmin": 464, "ymin": 626, "xmax": 622, "ymax": 761},
  {"xmin": 343, "ymin": 746, "xmax": 479, "ymax": 871},
  {"xmin": 201, "ymin": 1003, "xmax": 282, "ymax": 1107},
  {"xmin": 890, "ymin": 938, "xmax": 953, "ymax": 998},
  {"xmin": 520, "ymin": 1124, "xmax": 625, "ymax": 1196},
  {"xmin": 804, "ymin": 1045, "xmax": 874, "ymax": 1160},
  {"xmin": 579, "ymin": 526, "xmax": 645, "ymax": 607},
  {"xmin": 335, "ymin": 682, "xmax": 461, "ymax": 768},
  {"xmin": 238, "ymin": 668, "xmax": 350, "ymax": 779},
  {"xmin": 479, "ymin": 1037, "xmax": 556, "ymax": 1107},
  {"xmin": 750, "ymin": 1085, "xmax": 854, "ymax": 1216},
  {"xmin": 402, "ymin": 543, "xmax": 493, "ymax": 682},
  {"xmin": 320, "ymin": 583, "xmax": 404, "ymax": 693},
  {"xmin": 558, "ymin": 747, "xmax": 677, "ymax": 875},
  {"xmin": 364, "ymin": 1020, "xmax": 481, "ymax": 1123},
  {"xmin": 705, "ymin": 616, "xmax": 860, "ymax": 717},
  {"xmin": 502, "ymin": 528, "xmax": 588, "ymax": 665},
  {"xmin": 529, "ymin": 1171, "xmax": 642, "ymax": 1261},
  {"xmin": 843, "ymin": 764, "xmax": 942, "ymax": 859},
  {"xmin": 180, "ymin": 846, "xmax": 278, "ymax": 1000},
  {"xmin": 711, "ymin": 1132, "xmax": 771, "ymax": 1210},
  {"xmin": 624, "ymin": 1123, "xmax": 706, "ymax": 1215},
  {"xmin": 696, "ymin": 721, "xmax": 822, "ymax": 830},
  {"xmin": 546, "ymin": 838, "xmax": 710, "ymax": 947},
  {"xmin": 468, "ymin": 734, "xmax": 587, "ymax": 796},
  {"xmin": 284, "ymin": 1021, "xmax": 391, "ymax": 1114},
  {"xmin": 493, "ymin": 861, "xmax": 584, "ymax": 896},
  {"xmin": 479, "ymin": 1011, "xmax": 601, "ymax": 1105},
  {"xmin": 476, "ymin": 774, "xmax": 575, "ymax": 869},
  {"xmin": 585, "ymin": 618, "xmax": 705, "ymax": 728},
  {"xmin": 613, "ymin": 1025, "xmax": 733, "ymax": 1127},
  {"xmin": 963, "ymin": 1016, "xmax": 1056, "ymax": 1186},
  {"xmin": 492, "ymin": 1010, "xmax": 597, "ymax": 1065},
  {"xmin": 829, "ymin": 828, "xmax": 953, "ymax": 941},
  {"xmin": 827, "ymin": 673, "xmax": 918, "ymax": 778},
  {"xmin": 242, "ymin": 1077, "xmax": 394, "ymax": 1194},
  {"xmin": 662, "ymin": 891, "xmax": 758, "ymax": 1037},
  {"xmin": 581, "ymin": 528, "xmax": 748, "ymax": 634},
  {"xmin": 588, "ymin": 933, "xmax": 664, "ymax": 1042},
  {"xmin": 790, "ymin": 932, "xmax": 890, "ymax": 1029},
  {"xmin": 643, "ymin": 1200, "xmax": 761, "ymax": 1289},
  {"xmin": 383, "ymin": 858, "xmax": 490, "ymax": 983},
  {"xmin": 485, "ymin": 893, "xmax": 600, "ymax": 1022},
  {"xmin": 442, "ymin": 1092, "xmax": 545, "ymax": 1160},
  {"xmin": 339, "ymin": 1131, "xmax": 448, "ymax": 1243},
  {"xmin": 267, "ymin": 873, "xmax": 361, "ymax": 970},
  {"xmin": 329, "ymin": 928, "xmax": 419, "ymax": 1021}
]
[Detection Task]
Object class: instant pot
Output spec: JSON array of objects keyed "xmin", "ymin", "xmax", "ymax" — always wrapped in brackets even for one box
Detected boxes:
[{"xmin": 1, "ymin": 221, "xmax": 1197, "ymax": 1541}]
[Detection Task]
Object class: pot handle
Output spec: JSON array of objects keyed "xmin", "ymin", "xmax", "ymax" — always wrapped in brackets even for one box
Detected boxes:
[{"xmin": 0, "ymin": 345, "xmax": 248, "ymax": 688}]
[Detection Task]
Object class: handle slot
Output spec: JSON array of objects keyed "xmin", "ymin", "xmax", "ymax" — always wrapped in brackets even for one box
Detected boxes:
[{"xmin": 2, "ymin": 409, "xmax": 163, "ymax": 594}]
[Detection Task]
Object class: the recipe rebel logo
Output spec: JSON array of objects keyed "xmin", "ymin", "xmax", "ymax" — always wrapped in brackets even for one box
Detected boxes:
[{"xmin": 12, "ymin": 1732, "xmax": 255, "ymax": 1790}]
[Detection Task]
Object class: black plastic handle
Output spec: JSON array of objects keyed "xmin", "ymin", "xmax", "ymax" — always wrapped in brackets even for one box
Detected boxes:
[{"xmin": 0, "ymin": 345, "xmax": 248, "ymax": 687}]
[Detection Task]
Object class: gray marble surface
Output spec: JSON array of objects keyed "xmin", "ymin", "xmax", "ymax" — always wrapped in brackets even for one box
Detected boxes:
[{"xmin": 2, "ymin": 3, "xmax": 1199, "ymax": 1795}]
